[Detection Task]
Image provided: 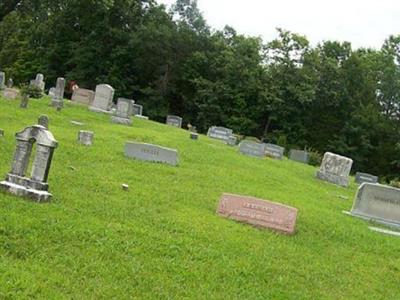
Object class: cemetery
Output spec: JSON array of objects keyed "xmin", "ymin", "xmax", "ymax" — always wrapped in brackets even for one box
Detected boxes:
[
  {"xmin": 1, "ymin": 95, "xmax": 399, "ymax": 298},
  {"xmin": 1, "ymin": 1, "xmax": 400, "ymax": 298}
]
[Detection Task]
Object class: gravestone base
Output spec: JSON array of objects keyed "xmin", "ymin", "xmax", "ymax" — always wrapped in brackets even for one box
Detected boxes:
[
  {"xmin": 0, "ymin": 180, "xmax": 52, "ymax": 202},
  {"xmin": 111, "ymin": 116, "xmax": 132, "ymax": 126},
  {"xmin": 316, "ymin": 171, "xmax": 349, "ymax": 187},
  {"xmin": 89, "ymin": 106, "xmax": 112, "ymax": 114},
  {"xmin": 51, "ymin": 99, "xmax": 63, "ymax": 108},
  {"xmin": 135, "ymin": 115, "xmax": 149, "ymax": 120}
]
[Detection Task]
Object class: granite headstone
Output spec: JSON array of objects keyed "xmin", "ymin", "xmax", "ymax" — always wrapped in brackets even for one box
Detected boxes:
[
  {"xmin": 217, "ymin": 193, "xmax": 298, "ymax": 234},
  {"xmin": 125, "ymin": 142, "xmax": 178, "ymax": 166},
  {"xmin": 316, "ymin": 152, "xmax": 353, "ymax": 187}
]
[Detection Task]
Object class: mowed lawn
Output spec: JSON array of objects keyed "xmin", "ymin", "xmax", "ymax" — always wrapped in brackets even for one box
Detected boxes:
[{"xmin": 0, "ymin": 96, "xmax": 399, "ymax": 299}]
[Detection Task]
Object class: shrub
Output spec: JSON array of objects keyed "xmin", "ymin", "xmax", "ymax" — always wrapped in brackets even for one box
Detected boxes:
[{"xmin": 307, "ymin": 148, "xmax": 323, "ymax": 166}]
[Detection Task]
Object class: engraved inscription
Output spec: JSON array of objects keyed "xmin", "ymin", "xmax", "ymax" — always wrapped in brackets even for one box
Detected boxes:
[{"xmin": 217, "ymin": 193, "xmax": 298, "ymax": 234}]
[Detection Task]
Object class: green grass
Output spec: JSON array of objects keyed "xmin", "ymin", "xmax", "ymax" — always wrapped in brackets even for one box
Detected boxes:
[{"xmin": 0, "ymin": 96, "xmax": 399, "ymax": 299}]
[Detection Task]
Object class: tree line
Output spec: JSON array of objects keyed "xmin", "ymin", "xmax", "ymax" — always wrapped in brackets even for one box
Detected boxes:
[{"xmin": 0, "ymin": 0, "xmax": 399, "ymax": 180}]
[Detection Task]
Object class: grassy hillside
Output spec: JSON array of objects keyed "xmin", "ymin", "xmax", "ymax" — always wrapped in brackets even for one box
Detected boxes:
[{"xmin": 0, "ymin": 96, "xmax": 399, "ymax": 299}]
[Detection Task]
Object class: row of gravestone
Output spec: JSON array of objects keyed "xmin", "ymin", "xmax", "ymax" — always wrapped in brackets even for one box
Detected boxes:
[{"xmin": 0, "ymin": 115, "xmax": 399, "ymax": 236}]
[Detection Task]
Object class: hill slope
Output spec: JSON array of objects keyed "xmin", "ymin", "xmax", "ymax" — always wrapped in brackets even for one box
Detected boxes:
[{"xmin": 0, "ymin": 96, "xmax": 399, "ymax": 299}]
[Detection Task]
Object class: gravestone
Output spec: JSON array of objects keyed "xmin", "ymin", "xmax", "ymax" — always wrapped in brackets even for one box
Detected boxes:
[
  {"xmin": 30, "ymin": 73, "xmax": 45, "ymax": 92},
  {"xmin": 7, "ymin": 78, "xmax": 13, "ymax": 88},
  {"xmin": 78, "ymin": 130, "xmax": 94, "ymax": 146},
  {"xmin": 0, "ymin": 72, "xmax": 5, "ymax": 89},
  {"xmin": 289, "ymin": 149, "xmax": 309, "ymax": 164},
  {"xmin": 51, "ymin": 77, "xmax": 65, "ymax": 108},
  {"xmin": 349, "ymin": 183, "xmax": 400, "ymax": 227},
  {"xmin": 207, "ymin": 126, "xmax": 233, "ymax": 143},
  {"xmin": 166, "ymin": 115, "xmax": 183, "ymax": 128},
  {"xmin": 2, "ymin": 88, "xmax": 20, "ymax": 100},
  {"xmin": 72, "ymin": 88, "xmax": 95, "ymax": 106},
  {"xmin": 132, "ymin": 103, "xmax": 143, "ymax": 116},
  {"xmin": 227, "ymin": 135, "xmax": 237, "ymax": 146},
  {"xmin": 0, "ymin": 129, "xmax": 4, "ymax": 137},
  {"xmin": 355, "ymin": 172, "xmax": 378, "ymax": 185},
  {"xmin": 316, "ymin": 152, "xmax": 353, "ymax": 187},
  {"xmin": 89, "ymin": 84, "xmax": 114, "ymax": 113},
  {"xmin": 111, "ymin": 98, "xmax": 133, "ymax": 126},
  {"xmin": 125, "ymin": 142, "xmax": 178, "ymax": 166},
  {"xmin": 239, "ymin": 141, "xmax": 266, "ymax": 158},
  {"xmin": 48, "ymin": 87, "xmax": 56, "ymax": 98},
  {"xmin": 217, "ymin": 193, "xmax": 298, "ymax": 234},
  {"xmin": 265, "ymin": 143, "xmax": 284, "ymax": 160},
  {"xmin": 38, "ymin": 115, "xmax": 49, "ymax": 129},
  {"xmin": 190, "ymin": 133, "xmax": 199, "ymax": 140},
  {"xmin": 0, "ymin": 125, "xmax": 58, "ymax": 202},
  {"xmin": 20, "ymin": 94, "xmax": 29, "ymax": 108}
]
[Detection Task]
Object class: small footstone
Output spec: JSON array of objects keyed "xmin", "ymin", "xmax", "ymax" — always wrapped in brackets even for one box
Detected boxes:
[
  {"xmin": 0, "ymin": 129, "xmax": 4, "ymax": 137},
  {"xmin": 122, "ymin": 184, "xmax": 129, "ymax": 191},
  {"xmin": 70, "ymin": 121, "xmax": 85, "ymax": 126},
  {"xmin": 20, "ymin": 94, "xmax": 29, "ymax": 108},
  {"xmin": 190, "ymin": 133, "xmax": 199, "ymax": 140},
  {"xmin": 78, "ymin": 130, "xmax": 94, "ymax": 146}
]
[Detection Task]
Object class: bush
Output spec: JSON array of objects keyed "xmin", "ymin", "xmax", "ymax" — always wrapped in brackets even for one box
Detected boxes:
[
  {"xmin": 20, "ymin": 84, "xmax": 43, "ymax": 99},
  {"xmin": 307, "ymin": 148, "xmax": 323, "ymax": 166},
  {"xmin": 389, "ymin": 179, "xmax": 400, "ymax": 189}
]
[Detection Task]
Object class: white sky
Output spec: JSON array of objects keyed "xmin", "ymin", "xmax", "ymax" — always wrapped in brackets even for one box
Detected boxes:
[{"xmin": 157, "ymin": 0, "xmax": 400, "ymax": 49}]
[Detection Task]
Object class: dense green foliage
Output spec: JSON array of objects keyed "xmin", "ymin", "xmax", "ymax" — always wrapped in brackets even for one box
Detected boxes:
[
  {"xmin": 0, "ymin": 0, "xmax": 400, "ymax": 179},
  {"xmin": 1, "ymin": 97, "xmax": 400, "ymax": 299}
]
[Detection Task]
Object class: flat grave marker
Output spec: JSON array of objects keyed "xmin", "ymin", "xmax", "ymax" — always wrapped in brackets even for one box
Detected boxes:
[
  {"xmin": 217, "ymin": 193, "xmax": 298, "ymax": 234},
  {"xmin": 125, "ymin": 142, "xmax": 178, "ymax": 166}
]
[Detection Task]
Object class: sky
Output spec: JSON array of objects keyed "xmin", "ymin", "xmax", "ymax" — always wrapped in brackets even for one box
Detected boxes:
[{"xmin": 157, "ymin": 0, "xmax": 400, "ymax": 49}]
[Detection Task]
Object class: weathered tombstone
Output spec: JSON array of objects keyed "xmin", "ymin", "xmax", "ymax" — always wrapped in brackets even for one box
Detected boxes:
[
  {"xmin": 239, "ymin": 140, "xmax": 266, "ymax": 158},
  {"xmin": 38, "ymin": 115, "xmax": 49, "ymax": 129},
  {"xmin": 78, "ymin": 130, "xmax": 94, "ymax": 146},
  {"xmin": 71, "ymin": 88, "xmax": 95, "ymax": 106},
  {"xmin": 48, "ymin": 87, "xmax": 56, "ymax": 97},
  {"xmin": 111, "ymin": 98, "xmax": 133, "ymax": 126},
  {"xmin": 0, "ymin": 125, "xmax": 58, "ymax": 202},
  {"xmin": 132, "ymin": 103, "xmax": 143, "ymax": 116},
  {"xmin": 51, "ymin": 77, "xmax": 65, "ymax": 108},
  {"xmin": 20, "ymin": 94, "xmax": 29, "ymax": 108},
  {"xmin": 30, "ymin": 73, "xmax": 45, "ymax": 92},
  {"xmin": 217, "ymin": 193, "xmax": 298, "ymax": 234},
  {"xmin": 289, "ymin": 149, "xmax": 309, "ymax": 164},
  {"xmin": 166, "ymin": 115, "xmax": 183, "ymax": 128},
  {"xmin": 125, "ymin": 142, "xmax": 178, "ymax": 166},
  {"xmin": 348, "ymin": 183, "xmax": 400, "ymax": 227},
  {"xmin": 227, "ymin": 135, "xmax": 237, "ymax": 146},
  {"xmin": 207, "ymin": 126, "xmax": 233, "ymax": 143},
  {"xmin": 265, "ymin": 143, "xmax": 284, "ymax": 160},
  {"xmin": 2, "ymin": 88, "xmax": 20, "ymax": 100},
  {"xmin": 190, "ymin": 133, "xmax": 199, "ymax": 140},
  {"xmin": 89, "ymin": 84, "xmax": 115, "ymax": 113},
  {"xmin": 0, "ymin": 72, "xmax": 5, "ymax": 89},
  {"xmin": 316, "ymin": 152, "xmax": 353, "ymax": 187},
  {"xmin": 7, "ymin": 78, "xmax": 13, "ymax": 88},
  {"xmin": 355, "ymin": 172, "xmax": 378, "ymax": 185}
]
